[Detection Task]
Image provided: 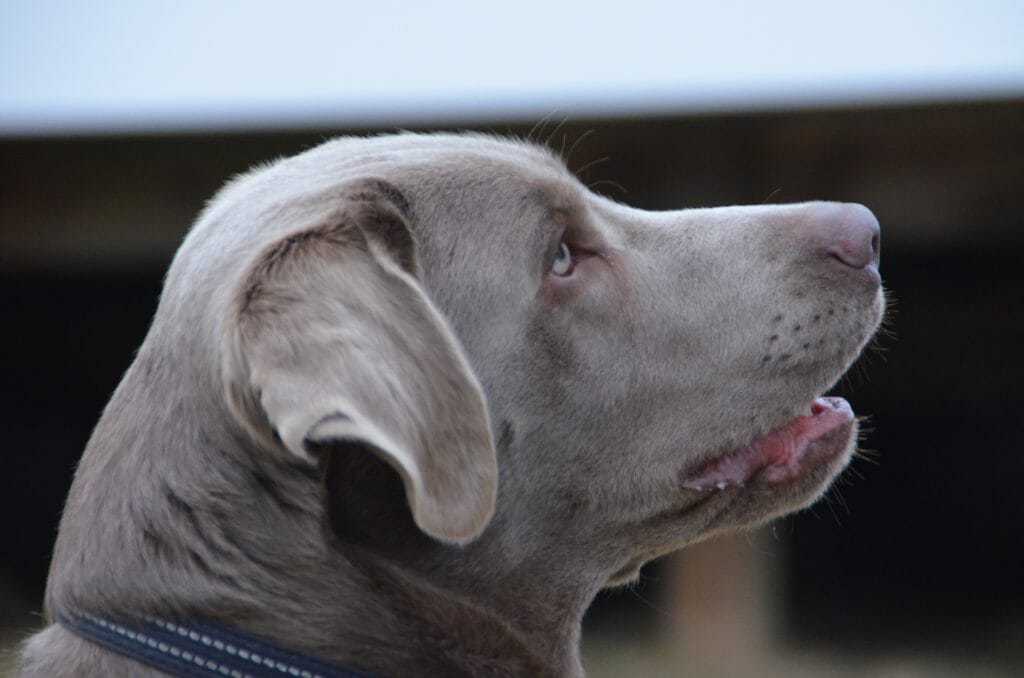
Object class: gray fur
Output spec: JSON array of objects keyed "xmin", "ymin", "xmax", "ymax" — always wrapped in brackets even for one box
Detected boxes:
[{"xmin": 19, "ymin": 133, "xmax": 884, "ymax": 677}]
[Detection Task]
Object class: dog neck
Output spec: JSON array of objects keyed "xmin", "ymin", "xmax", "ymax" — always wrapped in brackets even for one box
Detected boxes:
[
  {"xmin": 44, "ymin": 370, "xmax": 614, "ymax": 678},
  {"xmin": 312, "ymin": 450, "xmax": 598, "ymax": 676},
  {"xmin": 46, "ymin": 430, "xmax": 600, "ymax": 677},
  {"xmin": 312, "ymin": 436, "xmax": 603, "ymax": 676},
  {"xmin": 336, "ymin": 546, "xmax": 590, "ymax": 677},
  {"xmin": 166, "ymin": 496, "xmax": 598, "ymax": 678}
]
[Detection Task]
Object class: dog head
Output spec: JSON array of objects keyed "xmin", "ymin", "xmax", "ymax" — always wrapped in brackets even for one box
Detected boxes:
[{"xmin": 184, "ymin": 133, "xmax": 884, "ymax": 584}]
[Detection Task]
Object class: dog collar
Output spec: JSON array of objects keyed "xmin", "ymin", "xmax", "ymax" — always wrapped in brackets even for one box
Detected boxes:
[{"xmin": 59, "ymin": 612, "xmax": 373, "ymax": 678}]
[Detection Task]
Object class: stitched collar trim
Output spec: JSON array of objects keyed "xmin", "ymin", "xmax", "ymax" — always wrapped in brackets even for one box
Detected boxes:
[{"xmin": 59, "ymin": 613, "xmax": 373, "ymax": 678}]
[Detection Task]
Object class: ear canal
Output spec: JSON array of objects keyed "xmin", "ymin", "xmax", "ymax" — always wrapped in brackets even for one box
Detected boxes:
[{"xmin": 232, "ymin": 181, "xmax": 498, "ymax": 544}]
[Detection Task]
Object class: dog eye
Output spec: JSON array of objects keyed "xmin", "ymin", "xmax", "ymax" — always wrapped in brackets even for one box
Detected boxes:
[{"xmin": 551, "ymin": 242, "xmax": 574, "ymax": 276}]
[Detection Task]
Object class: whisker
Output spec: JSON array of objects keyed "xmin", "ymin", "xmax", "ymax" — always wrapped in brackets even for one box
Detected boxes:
[
  {"xmin": 845, "ymin": 465, "xmax": 867, "ymax": 481},
  {"xmin": 526, "ymin": 111, "xmax": 558, "ymax": 144},
  {"xmin": 543, "ymin": 116, "xmax": 570, "ymax": 150},
  {"xmin": 823, "ymin": 494, "xmax": 843, "ymax": 526},
  {"xmin": 853, "ymin": 448, "xmax": 881, "ymax": 466},
  {"xmin": 628, "ymin": 580, "xmax": 677, "ymax": 622},
  {"xmin": 855, "ymin": 425, "xmax": 877, "ymax": 442},
  {"xmin": 575, "ymin": 155, "xmax": 610, "ymax": 179},
  {"xmin": 832, "ymin": 487, "xmax": 852, "ymax": 516},
  {"xmin": 588, "ymin": 178, "xmax": 629, "ymax": 196},
  {"xmin": 565, "ymin": 129, "xmax": 595, "ymax": 166}
]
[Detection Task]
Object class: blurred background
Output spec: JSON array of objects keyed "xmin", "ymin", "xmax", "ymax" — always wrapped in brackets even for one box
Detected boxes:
[{"xmin": 2, "ymin": 1, "xmax": 1022, "ymax": 676}]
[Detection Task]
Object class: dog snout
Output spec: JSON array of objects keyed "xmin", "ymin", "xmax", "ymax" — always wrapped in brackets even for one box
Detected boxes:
[{"xmin": 806, "ymin": 202, "xmax": 881, "ymax": 282}]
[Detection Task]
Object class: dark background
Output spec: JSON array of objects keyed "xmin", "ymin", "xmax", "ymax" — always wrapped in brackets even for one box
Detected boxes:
[{"xmin": 3, "ymin": 100, "xmax": 1023, "ymax": 670}]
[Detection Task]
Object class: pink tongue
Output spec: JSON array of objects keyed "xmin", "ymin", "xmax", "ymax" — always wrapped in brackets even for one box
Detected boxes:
[{"xmin": 683, "ymin": 398, "xmax": 848, "ymax": 490}]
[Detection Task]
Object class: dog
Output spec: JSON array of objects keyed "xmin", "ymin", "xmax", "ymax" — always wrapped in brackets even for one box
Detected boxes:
[{"xmin": 19, "ymin": 132, "xmax": 884, "ymax": 677}]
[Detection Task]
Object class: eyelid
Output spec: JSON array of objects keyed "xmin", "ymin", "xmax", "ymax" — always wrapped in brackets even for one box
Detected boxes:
[
  {"xmin": 553, "ymin": 204, "xmax": 603, "ymax": 252},
  {"xmin": 544, "ymin": 212, "xmax": 570, "ymax": 263},
  {"xmin": 544, "ymin": 205, "xmax": 596, "ymax": 271}
]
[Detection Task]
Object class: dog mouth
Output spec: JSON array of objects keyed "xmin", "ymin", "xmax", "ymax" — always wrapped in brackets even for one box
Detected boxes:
[{"xmin": 682, "ymin": 397, "xmax": 855, "ymax": 492}]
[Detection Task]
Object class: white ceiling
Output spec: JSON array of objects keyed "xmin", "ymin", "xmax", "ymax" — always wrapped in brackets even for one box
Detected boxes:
[{"xmin": 2, "ymin": 0, "xmax": 1022, "ymax": 135}]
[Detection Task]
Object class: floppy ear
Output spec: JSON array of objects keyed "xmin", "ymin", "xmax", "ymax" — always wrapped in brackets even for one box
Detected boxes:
[{"xmin": 230, "ymin": 181, "xmax": 497, "ymax": 544}]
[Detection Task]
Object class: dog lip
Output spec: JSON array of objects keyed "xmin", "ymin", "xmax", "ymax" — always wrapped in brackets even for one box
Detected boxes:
[{"xmin": 681, "ymin": 396, "xmax": 855, "ymax": 491}]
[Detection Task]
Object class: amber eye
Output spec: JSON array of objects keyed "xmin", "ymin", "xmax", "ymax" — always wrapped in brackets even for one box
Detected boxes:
[{"xmin": 551, "ymin": 242, "xmax": 574, "ymax": 276}]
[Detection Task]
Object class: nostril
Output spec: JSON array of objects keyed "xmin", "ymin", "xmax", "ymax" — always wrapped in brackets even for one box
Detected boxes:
[
  {"xmin": 827, "ymin": 238, "xmax": 874, "ymax": 269},
  {"xmin": 818, "ymin": 203, "xmax": 881, "ymax": 270}
]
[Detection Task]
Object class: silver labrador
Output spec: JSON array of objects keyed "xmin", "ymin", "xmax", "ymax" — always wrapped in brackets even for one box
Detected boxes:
[{"xmin": 20, "ymin": 133, "xmax": 885, "ymax": 677}]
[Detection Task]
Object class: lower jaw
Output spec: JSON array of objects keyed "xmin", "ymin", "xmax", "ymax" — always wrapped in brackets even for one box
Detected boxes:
[
  {"xmin": 612, "ymin": 432, "xmax": 853, "ymax": 586},
  {"xmin": 759, "ymin": 424, "xmax": 854, "ymax": 483},
  {"xmin": 705, "ymin": 420, "xmax": 856, "ymax": 528},
  {"xmin": 681, "ymin": 397, "xmax": 856, "ymax": 493}
]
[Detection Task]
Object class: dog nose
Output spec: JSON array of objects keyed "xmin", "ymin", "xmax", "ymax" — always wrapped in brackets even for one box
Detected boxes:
[{"xmin": 810, "ymin": 202, "xmax": 881, "ymax": 274}]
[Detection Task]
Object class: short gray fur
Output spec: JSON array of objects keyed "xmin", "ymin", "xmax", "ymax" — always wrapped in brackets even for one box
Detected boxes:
[{"xmin": 18, "ymin": 133, "xmax": 885, "ymax": 677}]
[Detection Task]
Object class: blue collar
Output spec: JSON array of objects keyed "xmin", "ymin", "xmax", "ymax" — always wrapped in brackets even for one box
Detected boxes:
[{"xmin": 59, "ymin": 612, "xmax": 373, "ymax": 678}]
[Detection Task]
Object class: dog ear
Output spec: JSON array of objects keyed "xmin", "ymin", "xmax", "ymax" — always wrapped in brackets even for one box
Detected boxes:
[{"xmin": 230, "ymin": 180, "xmax": 497, "ymax": 545}]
